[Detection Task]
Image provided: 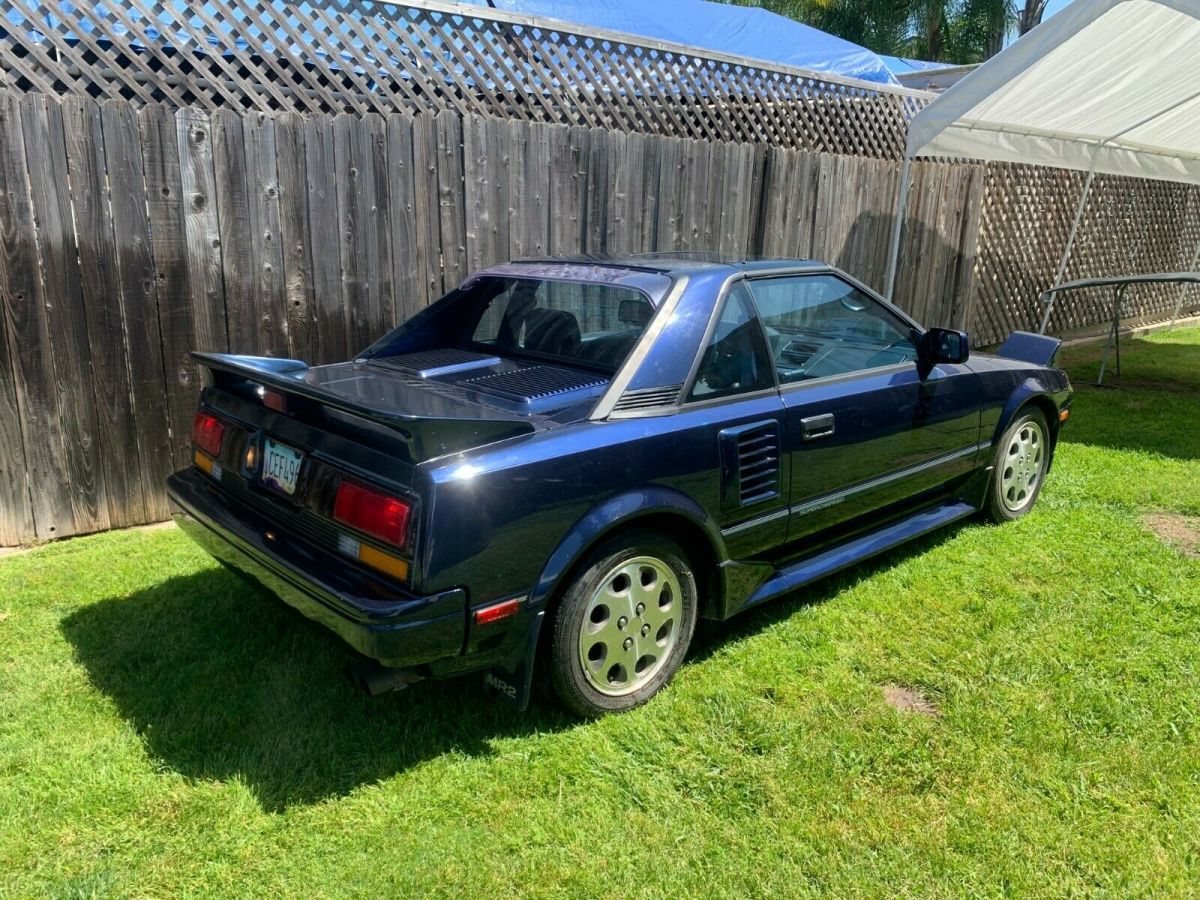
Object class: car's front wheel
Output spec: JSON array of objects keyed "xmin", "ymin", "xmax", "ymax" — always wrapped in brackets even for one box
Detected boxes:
[
  {"xmin": 986, "ymin": 407, "xmax": 1051, "ymax": 522},
  {"xmin": 548, "ymin": 532, "xmax": 698, "ymax": 717}
]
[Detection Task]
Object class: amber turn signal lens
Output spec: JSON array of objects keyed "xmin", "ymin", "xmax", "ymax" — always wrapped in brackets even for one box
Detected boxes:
[
  {"xmin": 193, "ymin": 450, "xmax": 222, "ymax": 481},
  {"xmin": 1059, "ymin": 409, "xmax": 1070, "ymax": 422},
  {"xmin": 337, "ymin": 533, "xmax": 409, "ymax": 581},
  {"xmin": 358, "ymin": 543, "xmax": 410, "ymax": 581}
]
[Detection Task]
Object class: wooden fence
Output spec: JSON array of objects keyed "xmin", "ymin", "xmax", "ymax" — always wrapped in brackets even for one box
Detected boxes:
[{"xmin": 0, "ymin": 89, "xmax": 983, "ymax": 545}]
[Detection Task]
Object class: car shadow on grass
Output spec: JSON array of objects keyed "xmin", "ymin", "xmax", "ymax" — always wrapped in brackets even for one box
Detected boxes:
[
  {"xmin": 60, "ymin": 565, "xmax": 576, "ymax": 812},
  {"xmin": 60, "ymin": 519, "xmax": 971, "ymax": 812}
]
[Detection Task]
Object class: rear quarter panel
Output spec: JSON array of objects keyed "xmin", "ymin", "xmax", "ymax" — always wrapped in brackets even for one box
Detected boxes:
[{"xmin": 414, "ymin": 397, "xmax": 791, "ymax": 607}]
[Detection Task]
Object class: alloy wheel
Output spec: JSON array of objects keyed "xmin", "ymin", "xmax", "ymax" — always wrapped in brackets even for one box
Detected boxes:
[{"xmin": 578, "ymin": 555, "xmax": 681, "ymax": 696}]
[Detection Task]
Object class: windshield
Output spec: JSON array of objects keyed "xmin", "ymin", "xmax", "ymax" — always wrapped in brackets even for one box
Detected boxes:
[{"xmin": 469, "ymin": 277, "xmax": 654, "ymax": 371}]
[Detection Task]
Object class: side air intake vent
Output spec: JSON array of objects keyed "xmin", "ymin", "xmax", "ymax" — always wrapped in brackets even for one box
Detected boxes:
[
  {"xmin": 465, "ymin": 365, "xmax": 607, "ymax": 402},
  {"xmin": 612, "ymin": 384, "xmax": 682, "ymax": 413},
  {"xmin": 719, "ymin": 421, "xmax": 781, "ymax": 509}
]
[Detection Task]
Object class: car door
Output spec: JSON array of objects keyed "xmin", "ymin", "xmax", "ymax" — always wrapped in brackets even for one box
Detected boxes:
[{"xmin": 744, "ymin": 272, "xmax": 982, "ymax": 545}]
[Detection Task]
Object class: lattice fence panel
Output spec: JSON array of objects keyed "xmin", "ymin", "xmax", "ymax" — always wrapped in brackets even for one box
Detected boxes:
[
  {"xmin": 0, "ymin": 0, "xmax": 929, "ymax": 157},
  {"xmin": 971, "ymin": 163, "xmax": 1200, "ymax": 344}
]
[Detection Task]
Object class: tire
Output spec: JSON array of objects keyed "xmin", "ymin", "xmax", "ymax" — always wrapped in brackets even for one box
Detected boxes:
[
  {"xmin": 548, "ymin": 531, "xmax": 698, "ymax": 718},
  {"xmin": 986, "ymin": 407, "xmax": 1051, "ymax": 523}
]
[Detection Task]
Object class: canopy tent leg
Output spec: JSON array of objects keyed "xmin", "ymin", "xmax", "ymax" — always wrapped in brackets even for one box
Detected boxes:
[
  {"xmin": 1040, "ymin": 160, "xmax": 1097, "ymax": 334},
  {"xmin": 884, "ymin": 153, "xmax": 912, "ymax": 302},
  {"xmin": 1096, "ymin": 282, "xmax": 1128, "ymax": 387},
  {"xmin": 1168, "ymin": 237, "xmax": 1200, "ymax": 331}
]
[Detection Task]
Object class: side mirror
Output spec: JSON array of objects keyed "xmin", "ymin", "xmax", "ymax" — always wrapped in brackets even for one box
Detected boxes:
[{"xmin": 918, "ymin": 328, "xmax": 970, "ymax": 365}]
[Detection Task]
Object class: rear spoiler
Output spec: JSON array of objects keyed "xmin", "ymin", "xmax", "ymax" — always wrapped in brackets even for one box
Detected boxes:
[
  {"xmin": 994, "ymin": 332, "xmax": 1062, "ymax": 367},
  {"xmin": 193, "ymin": 352, "xmax": 536, "ymax": 459}
]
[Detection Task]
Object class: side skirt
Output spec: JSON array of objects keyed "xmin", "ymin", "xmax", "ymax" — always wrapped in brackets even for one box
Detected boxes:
[{"xmin": 738, "ymin": 500, "xmax": 978, "ymax": 613}]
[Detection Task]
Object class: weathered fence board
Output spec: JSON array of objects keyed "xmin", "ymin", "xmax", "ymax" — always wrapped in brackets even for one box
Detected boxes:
[
  {"xmin": 21, "ymin": 94, "xmax": 110, "ymax": 536},
  {"xmin": 62, "ymin": 97, "xmax": 146, "ymax": 530},
  {"xmin": 274, "ymin": 113, "xmax": 317, "ymax": 363},
  {"xmin": 102, "ymin": 101, "xmax": 174, "ymax": 524},
  {"xmin": 140, "ymin": 105, "xmax": 199, "ymax": 471},
  {"xmin": 304, "ymin": 114, "xmax": 345, "ymax": 363}
]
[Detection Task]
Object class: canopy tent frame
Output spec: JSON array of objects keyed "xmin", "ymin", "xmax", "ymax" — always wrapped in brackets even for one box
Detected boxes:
[
  {"xmin": 1037, "ymin": 272, "xmax": 1200, "ymax": 385},
  {"xmin": 883, "ymin": 0, "xmax": 1200, "ymax": 334}
]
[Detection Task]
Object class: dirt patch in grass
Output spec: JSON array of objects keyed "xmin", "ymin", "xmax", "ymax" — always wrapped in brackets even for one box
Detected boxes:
[
  {"xmin": 1144, "ymin": 512, "xmax": 1200, "ymax": 558},
  {"xmin": 882, "ymin": 684, "xmax": 938, "ymax": 716}
]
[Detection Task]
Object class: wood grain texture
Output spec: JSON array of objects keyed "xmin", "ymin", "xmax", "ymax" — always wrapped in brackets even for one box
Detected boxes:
[
  {"xmin": 410, "ymin": 113, "xmax": 443, "ymax": 307},
  {"xmin": 20, "ymin": 94, "xmax": 110, "ymax": 536},
  {"xmin": 61, "ymin": 96, "xmax": 146, "ymax": 529},
  {"xmin": 363, "ymin": 113, "xmax": 395, "ymax": 340},
  {"xmin": 333, "ymin": 113, "xmax": 369, "ymax": 354},
  {"xmin": 101, "ymin": 100, "xmax": 174, "ymax": 522},
  {"xmin": 140, "ymin": 104, "xmax": 198, "ymax": 470},
  {"xmin": 243, "ymin": 112, "xmax": 289, "ymax": 356},
  {"xmin": 213, "ymin": 108, "xmax": 254, "ymax": 352},
  {"xmin": 0, "ymin": 96, "xmax": 35, "ymax": 543},
  {"xmin": 303, "ymin": 114, "xmax": 343, "ymax": 364},
  {"xmin": 435, "ymin": 111, "xmax": 467, "ymax": 292},
  {"xmin": 386, "ymin": 113, "xmax": 423, "ymax": 325},
  {"xmin": 274, "ymin": 113, "xmax": 316, "ymax": 362}
]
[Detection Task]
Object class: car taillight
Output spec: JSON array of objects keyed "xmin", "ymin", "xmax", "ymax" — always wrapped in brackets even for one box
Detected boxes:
[
  {"xmin": 333, "ymin": 480, "xmax": 412, "ymax": 548},
  {"xmin": 192, "ymin": 412, "xmax": 225, "ymax": 457}
]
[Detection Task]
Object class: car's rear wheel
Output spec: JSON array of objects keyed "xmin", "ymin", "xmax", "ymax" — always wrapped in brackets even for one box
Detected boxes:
[
  {"xmin": 986, "ymin": 407, "xmax": 1050, "ymax": 522},
  {"xmin": 548, "ymin": 532, "xmax": 698, "ymax": 717}
]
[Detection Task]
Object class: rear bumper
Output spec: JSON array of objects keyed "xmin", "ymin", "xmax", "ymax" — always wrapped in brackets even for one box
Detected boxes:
[{"xmin": 167, "ymin": 468, "xmax": 465, "ymax": 668}]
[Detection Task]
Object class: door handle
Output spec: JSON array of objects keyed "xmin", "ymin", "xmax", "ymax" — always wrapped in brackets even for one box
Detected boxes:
[{"xmin": 800, "ymin": 413, "xmax": 835, "ymax": 441}]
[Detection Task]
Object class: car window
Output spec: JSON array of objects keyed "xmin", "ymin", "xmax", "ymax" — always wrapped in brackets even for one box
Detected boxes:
[
  {"xmin": 688, "ymin": 284, "xmax": 774, "ymax": 401},
  {"xmin": 471, "ymin": 278, "xmax": 653, "ymax": 371},
  {"xmin": 747, "ymin": 274, "xmax": 918, "ymax": 384}
]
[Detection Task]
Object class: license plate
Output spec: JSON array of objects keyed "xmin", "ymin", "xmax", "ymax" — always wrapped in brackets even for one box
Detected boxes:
[{"xmin": 261, "ymin": 438, "xmax": 303, "ymax": 496}]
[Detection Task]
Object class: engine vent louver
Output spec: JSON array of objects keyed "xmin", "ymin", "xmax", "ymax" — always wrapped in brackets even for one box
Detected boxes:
[
  {"xmin": 612, "ymin": 384, "xmax": 683, "ymax": 413},
  {"xmin": 372, "ymin": 348, "xmax": 500, "ymax": 378},
  {"xmin": 719, "ymin": 421, "xmax": 781, "ymax": 509},
  {"xmin": 464, "ymin": 365, "xmax": 607, "ymax": 402}
]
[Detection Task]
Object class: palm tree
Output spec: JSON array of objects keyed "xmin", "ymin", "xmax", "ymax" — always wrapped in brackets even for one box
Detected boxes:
[
  {"xmin": 728, "ymin": 0, "xmax": 1015, "ymax": 65},
  {"xmin": 1018, "ymin": 0, "xmax": 1049, "ymax": 34}
]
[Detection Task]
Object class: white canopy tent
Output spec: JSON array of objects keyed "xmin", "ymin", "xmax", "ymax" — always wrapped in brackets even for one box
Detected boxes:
[{"xmin": 884, "ymin": 0, "xmax": 1200, "ymax": 304}]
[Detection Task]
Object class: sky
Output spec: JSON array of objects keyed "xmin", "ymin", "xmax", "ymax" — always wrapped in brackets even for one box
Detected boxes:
[{"xmin": 1044, "ymin": 0, "xmax": 1074, "ymax": 19}]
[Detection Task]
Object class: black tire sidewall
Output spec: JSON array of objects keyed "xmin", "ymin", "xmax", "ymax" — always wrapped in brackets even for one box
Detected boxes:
[
  {"xmin": 548, "ymin": 531, "xmax": 698, "ymax": 717},
  {"xmin": 988, "ymin": 408, "xmax": 1051, "ymax": 522}
]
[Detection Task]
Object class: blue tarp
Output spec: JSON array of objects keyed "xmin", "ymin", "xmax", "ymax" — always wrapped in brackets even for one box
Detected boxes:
[{"xmin": 468, "ymin": 0, "xmax": 898, "ymax": 85}]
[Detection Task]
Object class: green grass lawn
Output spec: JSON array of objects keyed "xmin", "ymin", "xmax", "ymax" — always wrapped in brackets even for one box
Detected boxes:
[{"xmin": 3, "ymin": 329, "xmax": 1200, "ymax": 898}]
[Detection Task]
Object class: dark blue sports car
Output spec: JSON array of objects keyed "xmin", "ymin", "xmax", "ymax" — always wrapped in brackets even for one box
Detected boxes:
[{"xmin": 167, "ymin": 256, "xmax": 1071, "ymax": 716}]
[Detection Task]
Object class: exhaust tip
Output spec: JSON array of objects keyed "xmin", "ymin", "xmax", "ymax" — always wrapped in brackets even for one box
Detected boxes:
[{"xmin": 345, "ymin": 660, "xmax": 424, "ymax": 696}]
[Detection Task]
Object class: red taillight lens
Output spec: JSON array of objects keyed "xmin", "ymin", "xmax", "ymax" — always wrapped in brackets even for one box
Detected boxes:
[
  {"xmin": 192, "ymin": 412, "xmax": 225, "ymax": 457},
  {"xmin": 333, "ymin": 480, "xmax": 411, "ymax": 548},
  {"xmin": 474, "ymin": 598, "xmax": 520, "ymax": 626}
]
